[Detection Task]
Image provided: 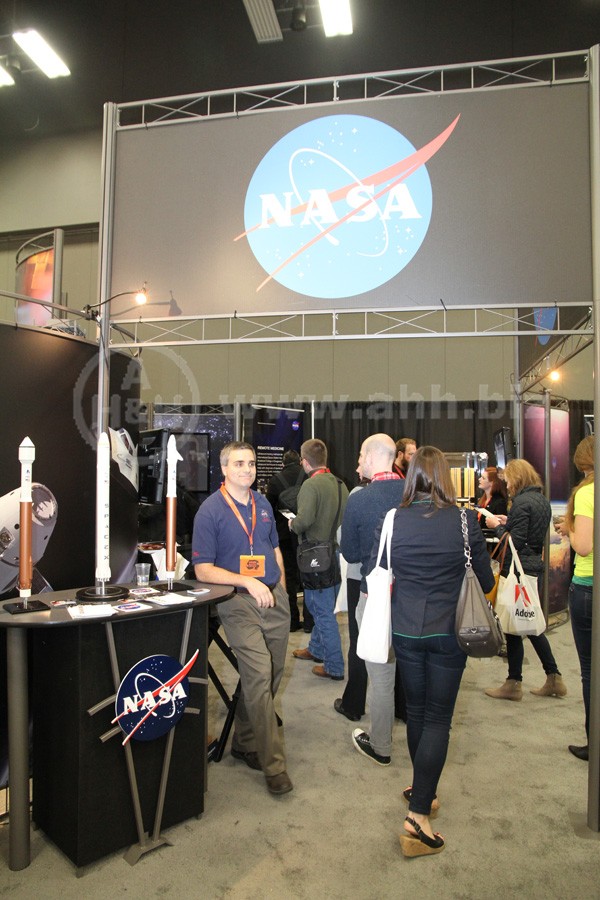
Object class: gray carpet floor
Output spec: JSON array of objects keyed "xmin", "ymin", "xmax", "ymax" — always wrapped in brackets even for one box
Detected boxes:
[{"xmin": 1, "ymin": 606, "xmax": 598, "ymax": 899}]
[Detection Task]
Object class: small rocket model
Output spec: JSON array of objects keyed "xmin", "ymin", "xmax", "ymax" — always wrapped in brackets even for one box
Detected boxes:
[
  {"xmin": 165, "ymin": 435, "xmax": 183, "ymax": 590},
  {"xmin": 18, "ymin": 437, "xmax": 35, "ymax": 600}
]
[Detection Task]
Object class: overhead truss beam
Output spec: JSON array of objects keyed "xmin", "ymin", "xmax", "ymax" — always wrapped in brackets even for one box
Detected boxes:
[
  {"xmin": 116, "ymin": 51, "xmax": 589, "ymax": 131},
  {"xmin": 104, "ymin": 302, "xmax": 593, "ymax": 349}
]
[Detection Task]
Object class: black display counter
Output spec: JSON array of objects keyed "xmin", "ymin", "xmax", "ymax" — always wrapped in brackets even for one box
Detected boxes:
[{"xmin": 0, "ymin": 582, "xmax": 234, "ymax": 871}]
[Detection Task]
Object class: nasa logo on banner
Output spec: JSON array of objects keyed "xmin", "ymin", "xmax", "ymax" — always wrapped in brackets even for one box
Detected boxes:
[
  {"xmin": 113, "ymin": 651, "xmax": 198, "ymax": 744},
  {"xmin": 240, "ymin": 113, "xmax": 459, "ymax": 300}
]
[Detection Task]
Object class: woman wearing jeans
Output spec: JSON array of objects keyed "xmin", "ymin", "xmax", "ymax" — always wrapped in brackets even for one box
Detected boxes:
[
  {"xmin": 485, "ymin": 459, "xmax": 567, "ymax": 701},
  {"xmin": 557, "ymin": 436, "xmax": 594, "ymax": 761},
  {"xmin": 374, "ymin": 446, "xmax": 494, "ymax": 857}
]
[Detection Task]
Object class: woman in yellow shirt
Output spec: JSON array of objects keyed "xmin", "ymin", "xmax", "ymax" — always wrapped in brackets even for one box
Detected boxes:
[{"xmin": 559, "ymin": 436, "xmax": 594, "ymax": 761}]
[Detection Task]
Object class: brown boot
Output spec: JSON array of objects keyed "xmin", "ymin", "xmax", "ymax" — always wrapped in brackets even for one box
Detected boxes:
[
  {"xmin": 485, "ymin": 679, "xmax": 522, "ymax": 701},
  {"xmin": 530, "ymin": 674, "xmax": 567, "ymax": 697}
]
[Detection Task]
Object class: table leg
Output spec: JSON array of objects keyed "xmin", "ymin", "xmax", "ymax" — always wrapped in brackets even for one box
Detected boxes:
[{"xmin": 7, "ymin": 627, "xmax": 30, "ymax": 870}]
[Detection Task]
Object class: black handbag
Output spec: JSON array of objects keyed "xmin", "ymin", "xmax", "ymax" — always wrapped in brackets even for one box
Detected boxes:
[
  {"xmin": 296, "ymin": 479, "xmax": 342, "ymax": 590},
  {"xmin": 455, "ymin": 508, "xmax": 504, "ymax": 657}
]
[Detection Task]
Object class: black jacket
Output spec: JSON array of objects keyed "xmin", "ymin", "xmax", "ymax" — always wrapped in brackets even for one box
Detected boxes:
[
  {"xmin": 266, "ymin": 462, "xmax": 306, "ymax": 542},
  {"xmin": 493, "ymin": 485, "xmax": 551, "ymax": 577}
]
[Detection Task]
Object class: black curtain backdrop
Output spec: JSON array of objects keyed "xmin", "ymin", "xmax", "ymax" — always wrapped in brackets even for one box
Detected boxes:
[{"xmin": 312, "ymin": 400, "xmax": 512, "ymax": 489}]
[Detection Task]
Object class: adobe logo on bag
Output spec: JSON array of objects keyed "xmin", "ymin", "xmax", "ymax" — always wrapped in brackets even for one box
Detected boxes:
[{"xmin": 237, "ymin": 113, "xmax": 459, "ymax": 300}]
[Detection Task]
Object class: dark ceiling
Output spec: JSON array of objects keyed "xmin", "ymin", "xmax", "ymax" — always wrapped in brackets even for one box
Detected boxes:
[{"xmin": 1, "ymin": 0, "xmax": 600, "ymax": 142}]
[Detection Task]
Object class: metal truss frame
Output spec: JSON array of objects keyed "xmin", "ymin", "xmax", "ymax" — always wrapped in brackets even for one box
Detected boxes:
[
  {"xmin": 116, "ymin": 50, "xmax": 589, "ymax": 131},
  {"xmin": 108, "ymin": 49, "xmax": 593, "ymax": 351},
  {"xmin": 106, "ymin": 301, "xmax": 593, "ymax": 350}
]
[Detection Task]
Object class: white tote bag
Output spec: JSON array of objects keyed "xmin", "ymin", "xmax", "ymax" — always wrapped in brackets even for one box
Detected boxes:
[
  {"xmin": 494, "ymin": 535, "xmax": 546, "ymax": 637},
  {"xmin": 356, "ymin": 508, "xmax": 395, "ymax": 664}
]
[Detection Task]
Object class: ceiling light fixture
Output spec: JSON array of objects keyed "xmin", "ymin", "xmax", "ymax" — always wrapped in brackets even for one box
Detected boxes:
[
  {"xmin": 319, "ymin": 0, "xmax": 353, "ymax": 36},
  {"xmin": 243, "ymin": 0, "xmax": 284, "ymax": 43},
  {"xmin": 0, "ymin": 61, "xmax": 14, "ymax": 85},
  {"xmin": 12, "ymin": 29, "xmax": 70, "ymax": 79}
]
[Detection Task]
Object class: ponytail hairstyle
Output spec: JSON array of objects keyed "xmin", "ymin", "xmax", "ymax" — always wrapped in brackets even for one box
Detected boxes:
[{"xmin": 564, "ymin": 436, "xmax": 594, "ymax": 530}]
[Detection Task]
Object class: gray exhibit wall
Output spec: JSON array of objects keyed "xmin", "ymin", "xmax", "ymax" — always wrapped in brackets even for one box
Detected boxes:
[{"xmin": 109, "ymin": 81, "xmax": 591, "ymax": 317}]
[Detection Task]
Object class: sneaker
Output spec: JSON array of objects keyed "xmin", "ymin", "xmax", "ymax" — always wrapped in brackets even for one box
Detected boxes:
[{"xmin": 351, "ymin": 729, "xmax": 391, "ymax": 766}]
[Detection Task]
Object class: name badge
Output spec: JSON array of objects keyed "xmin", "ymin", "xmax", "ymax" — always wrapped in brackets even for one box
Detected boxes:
[{"xmin": 240, "ymin": 555, "xmax": 266, "ymax": 577}]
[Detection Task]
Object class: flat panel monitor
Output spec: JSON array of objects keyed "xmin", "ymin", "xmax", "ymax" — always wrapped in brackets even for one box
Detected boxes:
[
  {"xmin": 493, "ymin": 426, "xmax": 513, "ymax": 470},
  {"xmin": 138, "ymin": 429, "xmax": 169, "ymax": 504},
  {"xmin": 173, "ymin": 433, "xmax": 209, "ymax": 493}
]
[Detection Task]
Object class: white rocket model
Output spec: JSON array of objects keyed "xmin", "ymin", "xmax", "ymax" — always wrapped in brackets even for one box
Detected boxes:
[
  {"xmin": 95, "ymin": 432, "xmax": 111, "ymax": 587},
  {"xmin": 18, "ymin": 437, "xmax": 35, "ymax": 601},
  {"xmin": 165, "ymin": 435, "xmax": 182, "ymax": 590}
]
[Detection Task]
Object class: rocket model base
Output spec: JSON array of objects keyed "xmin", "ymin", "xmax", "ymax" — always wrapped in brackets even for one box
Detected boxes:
[
  {"xmin": 5, "ymin": 599, "xmax": 48, "ymax": 615},
  {"xmin": 153, "ymin": 581, "xmax": 190, "ymax": 593},
  {"xmin": 75, "ymin": 584, "xmax": 129, "ymax": 602}
]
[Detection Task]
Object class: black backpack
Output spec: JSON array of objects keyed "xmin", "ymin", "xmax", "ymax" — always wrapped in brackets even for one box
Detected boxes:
[{"xmin": 274, "ymin": 468, "xmax": 305, "ymax": 514}]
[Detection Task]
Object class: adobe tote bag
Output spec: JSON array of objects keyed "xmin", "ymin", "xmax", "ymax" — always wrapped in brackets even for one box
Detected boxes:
[
  {"xmin": 495, "ymin": 536, "xmax": 546, "ymax": 637},
  {"xmin": 357, "ymin": 507, "xmax": 396, "ymax": 665}
]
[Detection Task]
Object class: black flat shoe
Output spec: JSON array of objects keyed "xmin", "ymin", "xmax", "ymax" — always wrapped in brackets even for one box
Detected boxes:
[
  {"xmin": 568, "ymin": 744, "xmax": 589, "ymax": 761},
  {"xmin": 399, "ymin": 816, "xmax": 445, "ymax": 857},
  {"xmin": 334, "ymin": 698, "xmax": 361, "ymax": 722}
]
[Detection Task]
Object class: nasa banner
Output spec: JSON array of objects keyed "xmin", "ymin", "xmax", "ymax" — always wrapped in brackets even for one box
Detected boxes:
[{"xmin": 110, "ymin": 82, "xmax": 591, "ymax": 317}]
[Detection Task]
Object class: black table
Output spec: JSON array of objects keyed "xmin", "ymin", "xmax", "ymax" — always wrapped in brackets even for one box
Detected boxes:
[{"xmin": 0, "ymin": 581, "xmax": 234, "ymax": 871}]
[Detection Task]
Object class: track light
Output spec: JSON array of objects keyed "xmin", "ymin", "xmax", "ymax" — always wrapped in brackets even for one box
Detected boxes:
[{"xmin": 291, "ymin": 3, "xmax": 307, "ymax": 31}]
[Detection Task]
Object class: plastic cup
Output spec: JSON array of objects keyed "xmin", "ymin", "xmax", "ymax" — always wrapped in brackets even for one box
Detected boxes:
[{"xmin": 135, "ymin": 562, "xmax": 151, "ymax": 586}]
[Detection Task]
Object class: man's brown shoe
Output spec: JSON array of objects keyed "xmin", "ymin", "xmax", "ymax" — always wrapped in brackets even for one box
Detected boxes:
[
  {"xmin": 312, "ymin": 664, "xmax": 344, "ymax": 681},
  {"xmin": 292, "ymin": 647, "xmax": 322, "ymax": 662},
  {"xmin": 265, "ymin": 771, "xmax": 293, "ymax": 795}
]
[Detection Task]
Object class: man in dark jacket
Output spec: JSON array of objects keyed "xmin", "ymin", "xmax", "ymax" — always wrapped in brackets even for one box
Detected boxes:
[
  {"xmin": 266, "ymin": 450, "xmax": 311, "ymax": 632},
  {"xmin": 340, "ymin": 434, "xmax": 405, "ymax": 765}
]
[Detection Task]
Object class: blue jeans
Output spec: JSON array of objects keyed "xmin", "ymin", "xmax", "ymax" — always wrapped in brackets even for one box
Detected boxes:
[
  {"xmin": 393, "ymin": 633, "xmax": 466, "ymax": 815},
  {"xmin": 305, "ymin": 584, "xmax": 344, "ymax": 677},
  {"xmin": 569, "ymin": 581, "xmax": 593, "ymax": 738}
]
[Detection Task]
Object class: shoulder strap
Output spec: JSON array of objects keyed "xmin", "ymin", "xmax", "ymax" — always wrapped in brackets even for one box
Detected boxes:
[
  {"xmin": 329, "ymin": 478, "xmax": 343, "ymax": 544},
  {"xmin": 490, "ymin": 531, "xmax": 509, "ymax": 567}
]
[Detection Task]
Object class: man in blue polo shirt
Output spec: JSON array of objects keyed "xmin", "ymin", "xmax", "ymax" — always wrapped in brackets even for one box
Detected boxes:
[{"xmin": 192, "ymin": 441, "xmax": 292, "ymax": 795}]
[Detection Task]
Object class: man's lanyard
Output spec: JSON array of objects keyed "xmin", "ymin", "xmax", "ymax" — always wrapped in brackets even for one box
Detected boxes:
[
  {"xmin": 220, "ymin": 484, "xmax": 256, "ymax": 553},
  {"xmin": 309, "ymin": 467, "xmax": 330, "ymax": 477}
]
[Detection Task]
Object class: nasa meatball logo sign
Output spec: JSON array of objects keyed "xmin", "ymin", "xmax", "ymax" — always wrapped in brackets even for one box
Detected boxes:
[
  {"xmin": 238, "ymin": 113, "xmax": 459, "ymax": 300},
  {"xmin": 113, "ymin": 651, "xmax": 198, "ymax": 744}
]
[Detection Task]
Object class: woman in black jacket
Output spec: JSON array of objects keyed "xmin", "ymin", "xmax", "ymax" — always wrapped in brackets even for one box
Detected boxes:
[
  {"xmin": 380, "ymin": 446, "xmax": 494, "ymax": 858},
  {"xmin": 476, "ymin": 466, "xmax": 508, "ymax": 528},
  {"xmin": 485, "ymin": 459, "xmax": 567, "ymax": 701}
]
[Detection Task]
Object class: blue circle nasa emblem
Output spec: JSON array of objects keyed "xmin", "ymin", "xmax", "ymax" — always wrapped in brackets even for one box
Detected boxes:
[
  {"xmin": 114, "ymin": 654, "xmax": 192, "ymax": 743},
  {"xmin": 243, "ymin": 114, "xmax": 434, "ymax": 299}
]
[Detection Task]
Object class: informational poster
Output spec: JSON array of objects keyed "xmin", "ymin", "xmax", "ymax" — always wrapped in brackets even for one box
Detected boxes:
[{"xmin": 244, "ymin": 405, "xmax": 304, "ymax": 493}]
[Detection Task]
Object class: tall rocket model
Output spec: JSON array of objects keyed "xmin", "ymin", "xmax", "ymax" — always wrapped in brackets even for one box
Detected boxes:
[
  {"xmin": 165, "ymin": 435, "xmax": 183, "ymax": 590},
  {"xmin": 18, "ymin": 437, "xmax": 35, "ymax": 602},
  {"xmin": 95, "ymin": 432, "xmax": 111, "ymax": 590}
]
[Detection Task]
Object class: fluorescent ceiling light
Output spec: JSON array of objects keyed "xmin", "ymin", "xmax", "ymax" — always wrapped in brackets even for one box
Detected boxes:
[
  {"xmin": 319, "ymin": 0, "xmax": 353, "ymax": 36},
  {"xmin": 13, "ymin": 29, "xmax": 70, "ymax": 78},
  {"xmin": 243, "ymin": 0, "xmax": 283, "ymax": 43},
  {"xmin": 0, "ymin": 63, "xmax": 15, "ymax": 86}
]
